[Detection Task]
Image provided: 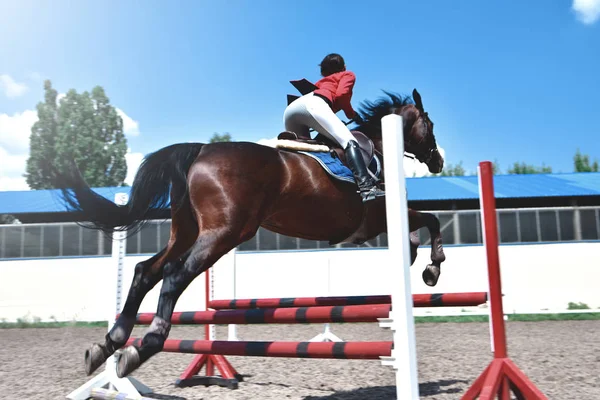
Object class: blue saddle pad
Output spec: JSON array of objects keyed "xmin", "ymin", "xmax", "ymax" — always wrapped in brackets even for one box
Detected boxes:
[{"xmin": 298, "ymin": 151, "xmax": 381, "ymax": 184}]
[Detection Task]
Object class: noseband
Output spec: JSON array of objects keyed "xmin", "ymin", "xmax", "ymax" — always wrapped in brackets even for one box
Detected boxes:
[{"xmin": 413, "ymin": 146, "xmax": 439, "ymax": 164}]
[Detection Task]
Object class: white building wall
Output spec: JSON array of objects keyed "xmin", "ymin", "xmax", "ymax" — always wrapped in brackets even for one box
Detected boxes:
[{"xmin": 0, "ymin": 242, "xmax": 598, "ymax": 323}]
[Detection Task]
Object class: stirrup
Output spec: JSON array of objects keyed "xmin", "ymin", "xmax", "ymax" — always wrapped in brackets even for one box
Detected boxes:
[{"xmin": 359, "ymin": 186, "xmax": 385, "ymax": 203}]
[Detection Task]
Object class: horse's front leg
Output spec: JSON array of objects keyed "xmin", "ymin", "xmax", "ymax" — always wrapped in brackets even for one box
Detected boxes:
[
  {"xmin": 408, "ymin": 209, "xmax": 446, "ymax": 286},
  {"xmin": 409, "ymin": 230, "xmax": 420, "ymax": 265}
]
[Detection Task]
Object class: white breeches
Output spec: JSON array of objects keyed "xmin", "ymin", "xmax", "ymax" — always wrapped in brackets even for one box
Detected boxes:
[{"xmin": 283, "ymin": 92, "xmax": 354, "ymax": 149}]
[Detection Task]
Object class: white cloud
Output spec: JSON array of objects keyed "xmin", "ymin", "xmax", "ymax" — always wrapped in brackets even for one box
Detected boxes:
[
  {"xmin": 572, "ymin": 0, "xmax": 600, "ymax": 24},
  {"xmin": 0, "ymin": 146, "xmax": 27, "ymax": 176},
  {"xmin": 117, "ymin": 108, "xmax": 140, "ymax": 137},
  {"xmin": 0, "ymin": 146, "xmax": 28, "ymax": 191},
  {"xmin": 0, "ymin": 109, "xmax": 35, "ymax": 191},
  {"xmin": 0, "ymin": 110, "xmax": 38, "ymax": 153},
  {"xmin": 0, "ymin": 175, "xmax": 29, "ymax": 191},
  {"xmin": 403, "ymin": 145, "xmax": 446, "ymax": 178},
  {"xmin": 125, "ymin": 150, "xmax": 144, "ymax": 186},
  {"xmin": 0, "ymin": 74, "xmax": 29, "ymax": 98}
]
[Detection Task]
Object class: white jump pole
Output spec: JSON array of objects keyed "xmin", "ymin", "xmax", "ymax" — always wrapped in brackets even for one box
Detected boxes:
[
  {"xmin": 378, "ymin": 114, "xmax": 420, "ymax": 399},
  {"xmin": 226, "ymin": 246, "xmax": 239, "ymax": 341},
  {"xmin": 67, "ymin": 193, "xmax": 152, "ymax": 400},
  {"xmin": 309, "ymin": 257, "xmax": 343, "ymax": 342}
]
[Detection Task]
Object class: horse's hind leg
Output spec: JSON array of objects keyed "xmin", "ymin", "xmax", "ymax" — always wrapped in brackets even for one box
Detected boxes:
[
  {"xmin": 85, "ymin": 192, "xmax": 198, "ymax": 375},
  {"xmin": 408, "ymin": 209, "xmax": 446, "ymax": 286},
  {"xmin": 116, "ymin": 213, "xmax": 260, "ymax": 378},
  {"xmin": 117, "ymin": 220, "xmax": 257, "ymax": 378},
  {"xmin": 84, "ymin": 248, "xmax": 166, "ymax": 375}
]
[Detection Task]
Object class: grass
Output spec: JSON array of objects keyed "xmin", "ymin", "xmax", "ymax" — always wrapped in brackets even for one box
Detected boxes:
[
  {"xmin": 0, "ymin": 320, "xmax": 107, "ymax": 329},
  {"xmin": 2, "ymin": 312, "xmax": 600, "ymax": 329},
  {"xmin": 414, "ymin": 313, "xmax": 600, "ymax": 323}
]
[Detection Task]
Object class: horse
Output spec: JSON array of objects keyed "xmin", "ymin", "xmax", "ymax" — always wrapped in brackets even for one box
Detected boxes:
[{"xmin": 52, "ymin": 88, "xmax": 446, "ymax": 379}]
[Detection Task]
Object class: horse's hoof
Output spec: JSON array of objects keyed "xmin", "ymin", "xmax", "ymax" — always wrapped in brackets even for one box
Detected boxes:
[
  {"xmin": 116, "ymin": 346, "xmax": 141, "ymax": 378},
  {"xmin": 422, "ymin": 264, "xmax": 440, "ymax": 287},
  {"xmin": 85, "ymin": 343, "xmax": 109, "ymax": 376}
]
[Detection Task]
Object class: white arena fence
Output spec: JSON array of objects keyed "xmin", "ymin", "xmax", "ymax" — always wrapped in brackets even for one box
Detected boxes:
[{"xmin": 1, "ymin": 240, "xmax": 599, "ymax": 323}]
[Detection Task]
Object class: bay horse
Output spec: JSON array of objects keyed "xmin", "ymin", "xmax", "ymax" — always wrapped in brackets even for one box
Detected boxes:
[{"xmin": 53, "ymin": 89, "xmax": 446, "ymax": 379}]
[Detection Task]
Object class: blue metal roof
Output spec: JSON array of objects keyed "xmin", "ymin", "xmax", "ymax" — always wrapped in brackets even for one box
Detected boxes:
[
  {"xmin": 0, "ymin": 172, "xmax": 599, "ymax": 215},
  {"xmin": 0, "ymin": 187, "xmax": 127, "ymax": 215},
  {"xmin": 408, "ymin": 173, "xmax": 600, "ymax": 201}
]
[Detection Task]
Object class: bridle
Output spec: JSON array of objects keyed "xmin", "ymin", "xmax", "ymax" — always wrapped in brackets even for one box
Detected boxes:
[
  {"xmin": 403, "ymin": 110, "xmax": 439, "ymax": 165},
  {"xmin": 405, "ymin": 146, "xmax": 439, "ymax": 165}
]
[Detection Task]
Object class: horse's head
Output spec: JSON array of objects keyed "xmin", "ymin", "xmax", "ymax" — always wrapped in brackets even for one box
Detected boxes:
[
  {"xmin": 397, "ymin": 89, "xmax": 444, "ymax": 173},
  {"xmin": 355, "ymin": 89, "xmax": 444, "ymax": 174}
]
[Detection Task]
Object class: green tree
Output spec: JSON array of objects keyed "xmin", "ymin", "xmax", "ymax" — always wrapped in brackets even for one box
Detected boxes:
[
  {"xmin": 440, "ymin": 161, "xmax": 466, "ymax": 176},
  {"xmin": 507, "ymin": 162, "xmax": 552, "ymax": 175},
  {"xmin": 574, "ymin": 149, "xmax": 599, "ymax": 172},
  {"xmin": 25, "ymin": 80, "xmax": 128, "ymax": 189},
  {"xmin": 492, "ymin": 160, "xmax": 501, "ymax": 175},
  {"xmin": 434, "ymin": 159, "xmax": 500, "ymax": 177},
  {"xmin": 209, "ymin": 132, "xmax": 232, "ymax": 143},
  {"xmin": 0, "ymin": 214, "xmax": 20, "ymax": 225}
]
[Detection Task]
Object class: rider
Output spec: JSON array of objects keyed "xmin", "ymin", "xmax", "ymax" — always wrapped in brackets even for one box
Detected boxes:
[{"xmin": 283, "ymin": 53, "xmax": 385, "ymax": 203}]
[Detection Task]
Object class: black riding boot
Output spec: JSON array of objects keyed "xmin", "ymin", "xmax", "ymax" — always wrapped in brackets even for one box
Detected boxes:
[{"xmin": 344, "ymin": 140, "xmax": 385, "ymax": 202}]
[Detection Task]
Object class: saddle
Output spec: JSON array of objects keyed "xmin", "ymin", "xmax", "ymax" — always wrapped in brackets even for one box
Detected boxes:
[
  {"xmin": 282, "ymin": 77, "xmax": 376, "ymax": 169},
  {"xmin": 277, "ymin": 130, "xmax": 375, "ymax": 169}
]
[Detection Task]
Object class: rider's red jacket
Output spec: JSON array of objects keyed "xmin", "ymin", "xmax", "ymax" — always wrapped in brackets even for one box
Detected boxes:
[{"xmin": 313, "ymin": 70, "xmax": 357, "ymax": 119}]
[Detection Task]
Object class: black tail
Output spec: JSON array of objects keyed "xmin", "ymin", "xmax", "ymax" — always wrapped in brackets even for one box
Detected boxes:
[{"xmin": 55, "ymin": 143, "xmax": 205, "ymax": 235}]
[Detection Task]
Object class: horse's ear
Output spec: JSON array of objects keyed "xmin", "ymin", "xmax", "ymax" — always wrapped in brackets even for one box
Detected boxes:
[{"xmin": 412, "ymin": 89, "xmax": 424, "ymax": 112}]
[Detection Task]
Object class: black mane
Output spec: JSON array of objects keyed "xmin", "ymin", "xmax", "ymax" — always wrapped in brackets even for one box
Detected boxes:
[{"xmin": 353, "ymin": 91, "xmax": 414, "ymax": 136}]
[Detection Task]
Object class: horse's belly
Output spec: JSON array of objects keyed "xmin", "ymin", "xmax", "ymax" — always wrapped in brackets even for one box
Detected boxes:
[
  {"xmin": 264, "ymin": 197, "xmax": 362, "ymax": 239},
  {"xmin": 261, "ymin": 152, "xmax": 364, "ymax": 242}
]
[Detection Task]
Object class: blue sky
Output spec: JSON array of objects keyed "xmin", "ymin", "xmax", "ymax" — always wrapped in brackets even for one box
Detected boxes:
[{"xmin": 1, "ymin": 0, "xmax": 599, "ymax": 190}]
